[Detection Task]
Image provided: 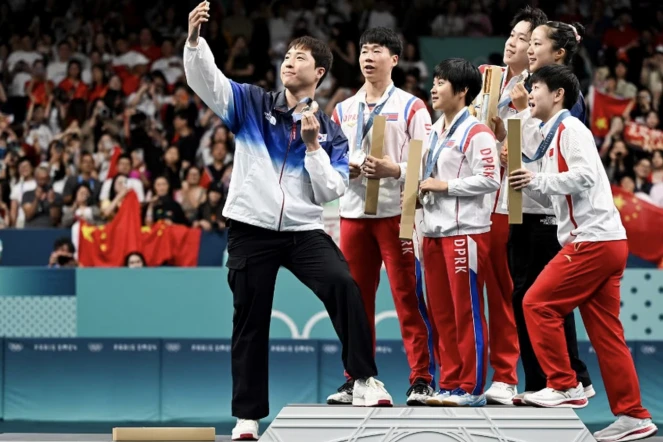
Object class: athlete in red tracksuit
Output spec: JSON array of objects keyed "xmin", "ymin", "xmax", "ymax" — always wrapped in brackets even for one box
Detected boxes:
[
  {"xmin": 468, "ymin": 8, "xmax": 551, "ymax": 405},
  {"xmin": 509, "ymin": 64, "xmax": 657, "ymax": 442},
  {"xmin": 326, "ymin": 27, "xmax": 435, "ymax": 406},
  {"xmin": 416, "ymin": 58, "xmax": 500, "ymax": 407}
]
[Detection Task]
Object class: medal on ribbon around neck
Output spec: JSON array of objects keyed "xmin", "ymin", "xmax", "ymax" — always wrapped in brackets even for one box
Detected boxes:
[{"xmin": 351, "ymin": 149, "xmax": 367, "ymax": 166}]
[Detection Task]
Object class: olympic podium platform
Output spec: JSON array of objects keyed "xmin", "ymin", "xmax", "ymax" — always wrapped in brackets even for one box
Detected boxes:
[{"xmin": 259, "ymin": 404, "xmax": 597, "ymax": 442}]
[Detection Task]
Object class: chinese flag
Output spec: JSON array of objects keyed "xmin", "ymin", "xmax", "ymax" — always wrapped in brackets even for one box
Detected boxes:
[
  {"xmin": 141, "ymin": 221, "xmax": 201, "ymax": 267},
  {"xmin": 78, "ymin": 190, "xmax": 143, "ymax": 266},
  {"xmin": 612, "ymin": 185, "xmax": 663, "ymax": 267},
  {"xmin": 591, "ymin": 89, "xmax": 633, "ymax": 137},
  {"xmin": 106, "ymin": 146, "xmax": 123, "ymax": 180}
]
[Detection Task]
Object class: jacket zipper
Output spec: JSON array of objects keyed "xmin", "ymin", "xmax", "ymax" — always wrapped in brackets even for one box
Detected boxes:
[{"xmin": 277, "ymin": 122, "xmax": 297, "ymax": 231}]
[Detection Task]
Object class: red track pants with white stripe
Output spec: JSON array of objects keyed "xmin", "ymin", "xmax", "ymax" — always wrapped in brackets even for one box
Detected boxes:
[
  {"xmin": 422, "ymin": 233, "xmax": 489, "ymax": 395},
  {"xmin": 340, "ymin": 216, "xmax": 435, "ymax": 385},
  {"xmin": 485, "ymin": 213, "xmax": 519, "ymax": 384},
  {"xmin": 524, "ymin": 240, "xmax": 650, "ymax": 419}
]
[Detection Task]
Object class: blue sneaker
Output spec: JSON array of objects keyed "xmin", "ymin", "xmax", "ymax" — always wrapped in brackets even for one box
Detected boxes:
[
  {"xmin": 425, "ymin": 388, "xmax": 454, "ymax": 406},
  {"xmin": 442, "ymin": 388, "xmax": 487, "ymax": 407}
]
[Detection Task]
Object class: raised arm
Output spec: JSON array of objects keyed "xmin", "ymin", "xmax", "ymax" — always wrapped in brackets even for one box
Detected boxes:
[{"xmin": 183, "ymin": 2, "xmax": 246, "ymax": 134}]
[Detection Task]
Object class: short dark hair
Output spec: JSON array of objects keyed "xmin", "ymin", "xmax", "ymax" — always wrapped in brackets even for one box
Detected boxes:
[
  {"xmin": 359, "ymin": 27, "xmax": 403, "ymax": 57},
  {"xmin": 54, "ymin": 237, "xmax": 75, "ymax": 253},
  {"xmin": 117, "ymin": 153, "xmax": 132, "ymax": 164},
  {"xmin": 541, "ymin": 21, "xmax": 586, "ymax": 66},
  {"xmin": 530, "ymin": 64, "xmax": 580, "ymax": 110},
  {"xmin": 510, "ymin": 6, "xmax": 548, "ymax": 34},
  {"xmin": 433, "ymin": 58, "xmax": 482, "ymax": 105},
  {"xmin": 287, "ymin": 36, "xmax": 333, "ymax": 88}
]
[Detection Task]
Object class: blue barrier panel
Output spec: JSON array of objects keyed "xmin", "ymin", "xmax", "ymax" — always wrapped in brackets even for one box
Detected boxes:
[
  {"xmin": 161, "ymin": 339, "xmax": 318, "ymax": 423},
  {"xmin": 0, "ymin": 337, "xmax": 3, "ymax": 419},
  {"xmin": 636, "ymin": 342, "xmax": 663, "ymax": 420},
  {"xmin": 76, "ymin": 268, "xmax": 229, "ymax": 338},
  {"xmin": 3, "ymin": 338, "xmax": 160, "ymax": 421},
  {"xmin": 0, "ymin": 268, "xmax": 75, "ymax": 296},
  {"xmin": 161, "ymin": 339, "xmax": 232, "ymax": 422},
  {"xmin": 266, "ymin": 340, "xmax": 318, "ymax": 421},
  {"xmin": 0, "ymin": 229, "xmax": 68, "ymax": 267}
]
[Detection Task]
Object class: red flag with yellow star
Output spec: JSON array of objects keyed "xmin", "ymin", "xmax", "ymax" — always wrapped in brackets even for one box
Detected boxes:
[
  {"xmin": 78, "ymin": 190, "xmax": 143, "ymax": 266},
  {"xmin": 591, "ymin": 89, "xmax": 633, "ymax": 138},
  {"xmin": 612, "ymin": 185, "xmax": 663, "ymax": 267},
  {"xmin": 141, "ymin": 221, "xmax": 201, "ymax": 267}
]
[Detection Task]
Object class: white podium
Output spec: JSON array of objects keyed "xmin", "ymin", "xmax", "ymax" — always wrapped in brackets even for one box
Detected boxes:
[{"xmin": 260, "ymin": 405, "xmax": 595, "ymax": 441}]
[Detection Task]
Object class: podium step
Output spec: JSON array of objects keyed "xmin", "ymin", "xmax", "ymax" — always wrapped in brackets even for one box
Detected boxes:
[{"xmin": 260, "ymin": 405, "xmax": 595, "ymax": 441}]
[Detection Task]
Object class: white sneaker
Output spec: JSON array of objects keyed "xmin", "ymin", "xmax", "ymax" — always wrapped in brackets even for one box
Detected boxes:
[
  {"xmin": 525, "ymin": 383, "xmax": 588, "ymax": 408},
  {"xmin": 593, "ymin": 415, "xmax": 658, "ymax": 441},
  {"xmin": 353, "ymin": 377, "xmax": 393, "ymax": 407},
  {"xmin": 512, "ymin": 391, "xmax": 535, "ymax": 406},
  {"xmin": 584, "ymin": 384, "xmax": 596, "ymax": 399},
  {"xmin": 426, "ymin": 389, "xmax": 453, "ymax": 406},
  {"xmin": 231, "ymin": 419, "xmax": 259, "ymax": 441},
  {"xmin": 442, "ymin": 389, "xmax": 487, "ymax": 407},
  {"xmin": 485, "ymin": 382, "xmax": 517, "ymax": 405},
  {"xmin": 326, "ymin": 380, "xmax": 353, "ymax": 405},
  {"xmin": 406, "ymin": 378, "xmax": 435, "ymax": 406}
]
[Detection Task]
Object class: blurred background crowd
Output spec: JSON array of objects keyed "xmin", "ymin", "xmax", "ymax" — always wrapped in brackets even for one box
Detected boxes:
[{"xmin": 0, "ymin": 0, "xmax": 662, "ymax": 254}]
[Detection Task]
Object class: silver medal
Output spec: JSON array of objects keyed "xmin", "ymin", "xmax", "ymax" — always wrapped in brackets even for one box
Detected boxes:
[{"xmin": 351, "ymin": 150, "xmax": 367, "ymax": 165}]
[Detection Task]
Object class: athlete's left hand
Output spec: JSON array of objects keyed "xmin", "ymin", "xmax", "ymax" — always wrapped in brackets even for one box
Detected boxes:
[
  {"xmin": 301, "ymin": 101, "xmax": 320, "ymax": 150},
  {"xmin": 419, "ymin": 178, "xmax": 448, "ymax": 193},
  {"xmin": 363, "ymin": 155, "xmax": 400, "ymax": 179},
  {"xmin": 508, "ymin": 168, "xmax": 534, "ymax": 190}
]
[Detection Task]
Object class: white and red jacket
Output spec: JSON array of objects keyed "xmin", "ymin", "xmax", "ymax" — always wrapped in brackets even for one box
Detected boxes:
[
  {"xmin": 474, "ymin": 65, "xmax": 552, "ymax": 216},
  {"xmin": 332, "ymin": 84, "xmax": 432, "ymax": 219},
  {"xmin": 416, "ymin": 108, "xmax": 500, "ymax": 238},
  {"xmin": 524, "ymin": 111, "xmax": 626, "ymax": 246}
]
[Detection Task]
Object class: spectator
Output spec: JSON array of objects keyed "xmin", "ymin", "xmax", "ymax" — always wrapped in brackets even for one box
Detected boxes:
[
  {"xmin": 25, "ymin": 102, "xmax": 54, "ymax": 153},
  {"xmin": 25, "ymin": 59, "xmax": 54, "ymax": 108},
  {"xmin": 61, "ymin": 182, "xmax": 101, "ymax": 227},
  {"xmin": 48, "ymin": 236, "xmax": 77, "ymax": 268},
  {"xmin": 634, "ymin": 158, "xmax": 653, "ymax": 194},
  {"xmin": 399, "ymin": 41, "xmax": 429, "ymax": 88},
  {"xmin": 100, "ymin": 174, "xmax": 131, "ymax": 221},
  {"xmin": 0, "ymin": 184, "xmax": 9, "ymax": 228},
  {"xmin": 614, "ymin": 61, "xmax": 638, "ymax": 98},
  {"xmin": 365, "ymin": 1, "xmax": 397, "ymax": 31},
  {"xmin": 47, "ymin": 41, "xmax": 74, "ymax": 86},
  {"xmin": 465, "ymin": 1, "xmax": 493, "ymax": 37},
  {"xmin": 224, "ymin": 36, "xmax": 255, "ymax": 85},
  {"xmin": 194, "ymin": 180, "xmax": 226, "ymax": 232},
  {"xmin": 630, "ymin": 89, "xmax": 654, "ymax": 124},
  {"xmin": 125, "ymin": 251, "xmax": 147, "ymax": 268},
  {"xmin": 650, "ymin": 150, "xmax": 663, "ymax": 184},
  {"xmin": 605, "ymin": 140, "xmax": 630, "ymax": 184},
  {"xmin": 21, "ymin": 165, "xmax": 62, "ymax": 228},
  {"xmin": 99, "ymin": 154, "xmax": 145, "ymax": 203},
  {"xmin": 151, "ymin": 38, "xmax": 184, "ymax": 86},
  {"xmin": 58, "ymin": 60, "xmax": 89, "ymax": 101},
  {"xmin": 62, "ymin": 151, "xmax": 101, "ymax": 205},
  {"xmin": 176, "ymin": 165, "xmax": 206, "ymax": 223},
  {"xmin": 144, "ymin": 175, "xmax": 187, "ymax": 226},
  {"xmin": 645, "ymin": 110, "xmax": 660, "ymax": 129},
  {"xmin": 431, "ymin": 1, "xmax": 465, "ymax": 37},
  {"xmin": 10, "ymin": 157, "xmax": 36, "ymax": 227},
  {"xmin": 204, "ymin": 141, "xmax": 229, "ymax": 184}
]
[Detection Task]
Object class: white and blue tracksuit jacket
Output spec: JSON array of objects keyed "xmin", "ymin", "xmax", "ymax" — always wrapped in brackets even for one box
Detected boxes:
[{"xmin": 184, "ymin": 37, "xmax": 349, "ymax": 232}]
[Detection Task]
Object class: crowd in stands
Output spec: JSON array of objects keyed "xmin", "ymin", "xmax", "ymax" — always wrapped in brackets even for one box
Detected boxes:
[{"xmin": 0, "ymin": 0, "xmax": 662, "ymax": 235}]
